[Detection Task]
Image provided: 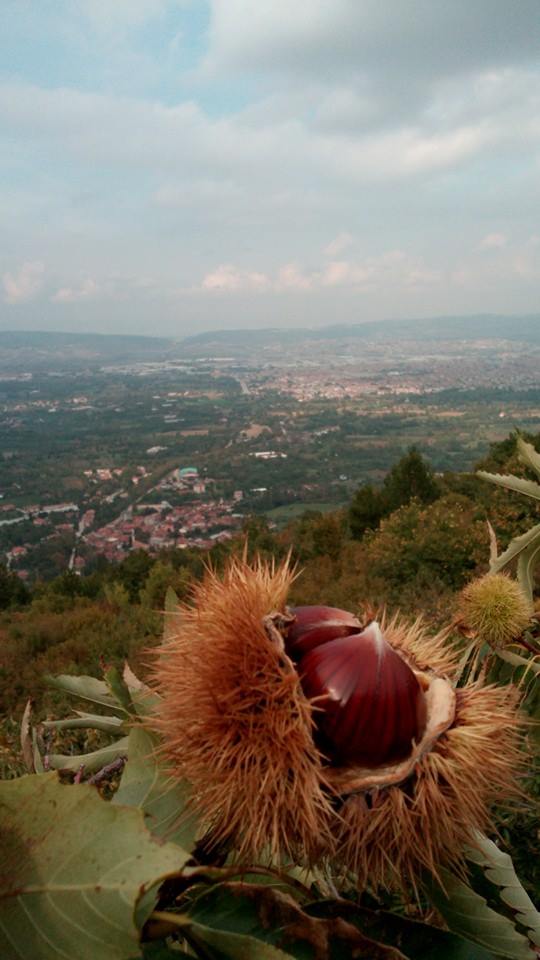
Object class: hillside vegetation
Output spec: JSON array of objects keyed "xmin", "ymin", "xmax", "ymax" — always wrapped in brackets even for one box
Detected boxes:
[
  {"xmin": 1, "ymin": 431, "xmax": 539, "ymax": 946},
  {"xmin": 1, "ymin": 433, "xmax": 538, "ymax": 721}
]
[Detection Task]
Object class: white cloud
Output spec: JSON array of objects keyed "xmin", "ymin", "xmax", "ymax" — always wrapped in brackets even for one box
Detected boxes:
[
  {"xmin": 319, "ymin": 251, "xmax": 440, "ymax": 291},
  {"xmin": 200, "ymin": 250, "xmax": 441, "ymax": 296},
  {"xmin": 0, "ymin": 79, "xmax": 527, "ymax": 194},
  {"xmin": 317, "ymin": 123, "xmax": 498, "ymax": 182},
  {"xmin": 2, "ymin": 5, "xmax": 540, "ymax": 332},
  {"xmin": 202, "ymin": 264, "xmax": 270, "ymax": 292},
  {"xmin": 52, "ymin": 278, "xmax": 100, "ymax": 303},
  {"xmin": 2, "ymin": 261, "xmax": 44, "ymax": 303},
  {"xmin": 276, "ymin": 263, "xmax": 316, "ymax": 291}
]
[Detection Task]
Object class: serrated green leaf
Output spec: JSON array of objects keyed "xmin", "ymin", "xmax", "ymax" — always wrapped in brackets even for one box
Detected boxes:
[
  {"xmin": 427, "ymin": 868, "xmax": 535, "ymax": 959},
  {"xmin": 114, "ymin": 727, "xmax": 198, "ymax": 850},
  {"xmin": 47, "ymin": 674, "xmax": 128, "ymax": 717},
  {"xmin": 177, "ymin": 882, "xmax": 407, "ymax": 959},
  {"xmin": 123, "ymin": 663, "xmax": 148, "ymax": 691},
  {"xmin": 466, "ymin": 833, "xmax": 540, "ymax": 949},
  {"xmin": 516, "ymin": 535, "xmax": 540, "ymax": 602},
  {"xmin": 476, "ymin": 472, "xmax": 540, "ymax": 502},
  {"xmin": 105, "ymin": 665, "xmax": 136, "ymax": 715},
  {"xmin": 487, "ymin": 520, "xmax": 498, "ymax": 563},
  {"xmin": 130, "ymin": 690, "xmax": 161, "ymax": 719},
  {"xmin": 122, "ymin": 664, "xmax": 161, "ymax": 719},
  {"xmin": 516, "ymin": 436, "xmax": 540, "ymax": 480},
  {"xmin": 130, "ymin": 692, "xmax": 161, "ymax": 719},
  {"xmin": 154, "ymin": 911, "xmax": 297, "ymax": 959},
  {"xmin": 489, "ymin": 523, "xmax": 540, "ymax": 575},
  {"xmin": 47, "ymin": 735, "xmax": 130, "ymax": 773},
  {"xmin": 306, "ymin": 898, "xmax": 499, "ymax": 960},
  {"xmin": 0, "ymin": 773, "xmax": 190, "ymax": 960}
]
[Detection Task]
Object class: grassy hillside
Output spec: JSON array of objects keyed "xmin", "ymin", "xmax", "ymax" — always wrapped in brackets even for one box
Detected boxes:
[{"xmin": 2, "ymin": 432, "xmax": 539, "ymax": 717}]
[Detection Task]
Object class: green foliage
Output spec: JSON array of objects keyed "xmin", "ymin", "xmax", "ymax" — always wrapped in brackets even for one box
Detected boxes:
[
  {"xmin": 2, "ymin": 640, "xmax": 539, "ymax": 960},
  {"xmin": 466, "ymin": 833, "xmax": 540, "ymax": 950},
  {"xmin": 478, "ymin": 436, "xmax": 540, "ymax": 603},
  {"xmin": 103, "ymin": 580, "xmax": 131, "ymax": 609},
  {"xmin": 114, "ymin": 550, "xmax": 155, "ymax": 602},
  {"xmin": 0, "ymin": 562, "xmax": 29, "ymax": 610},
  {"xmin": 362, "ymin": 494, "xmax": 488, "ymax": 603},
  {"xmin": 0, "ymin": 599, "xmax": 159, "ymax": 714},
  {"xmin": 349, "ymin": 447, "xmax": 440, "ymax": 540},
  {"xmin": 1, "ymin": 430, "xmax": 539, "ymax": 960},
  {"xmin": 242, "ymin": 515, "xmax": 286, "ymax": 558},
  {"xmin": 139, "ymin": 562, "xmax": 192, "ymax": 610},
  {"xmin": 47, "ymin": 569, "xmax": 89, "ymax": 600},
  {"xmin": 161, "ymin": 883, "xmax": 409, "ymax": 959},
  {"xmin": 0, "ymin": 772, "xmax": 189, "ymax": 960},
  {"xmin": 2, "ymin": 434, "xmax": 538, "ymax": 719},
  {"xmin": 428, "ymin": 866, "xmax": 536, "ymax": 959},
  {"xmin": 1, "ymin": 749, "xmax": 536, "ymax": 959},
  {"xmin": 475, "ymin": 432, "xmax": 540, "ymax": 474},
  {"xmin": 349, "ymin": 483, "xmax": 384, "ymax": 539},
  {"xmin": 381, "ymin": 445, "xmax": 440, "ymax": 513},
  {"xmin": 113, "ymin": 726, "xmax": 199, "ymax": 849},
  {"xmin": 285, "ymin": 510, "xmax": 347, "ymax": 564}
]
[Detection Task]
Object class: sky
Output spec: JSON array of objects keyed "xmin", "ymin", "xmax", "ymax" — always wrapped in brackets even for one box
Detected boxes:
[{"xmin": 1, "ymin": 0, "xmax": 540, "ymax": 338}]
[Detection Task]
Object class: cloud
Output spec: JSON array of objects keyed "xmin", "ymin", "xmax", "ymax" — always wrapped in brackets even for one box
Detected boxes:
[
  {"xmin": 0, "ymin": 78, "xmax": 528, "ymax": 196},
  {"xmin": 201, "ymin": 264, "xmax": 270, "ymax": 292},
  {"xmin": 52, "ymin": 279, "xmax": 100, "ymax": 302},
  {"xmin": 205, "ymin": 1, "xmax": 540, "ymax": 118},
  {"xmin": 319, "ymin": 251, "xmax": 441, "ymax": 291},
  {"xmin": 207, "ymin": 2, "xmax": 540, "ymax": 73},
  {"xmin": 2, "ymin": 4, "xmax": 540, "ymax": 333},
  {"xmin": 2, "ymin": 261, "xmax": 45, "ymax": 303},
  {"xmin": 276, "ymin": 263, "xmax": 315, "ymax": 291},
  {"xmin": 201, "ymin": 251, "xmax": 441, "ymax": 296}
]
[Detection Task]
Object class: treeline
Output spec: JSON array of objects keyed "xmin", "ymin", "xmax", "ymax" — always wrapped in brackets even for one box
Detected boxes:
[{"xmin": 1, "ymin": 433, "xmax": 539, "ymax": 717}]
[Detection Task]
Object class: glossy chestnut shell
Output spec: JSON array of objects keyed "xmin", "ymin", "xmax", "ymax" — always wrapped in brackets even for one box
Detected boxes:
[
  {"xmin": 287, "ymin": 609, "xmax": 427, "ymax": 768},
  {"xmin": 286, "ymin": 604, "xmax": 362, "ymax": 657}
]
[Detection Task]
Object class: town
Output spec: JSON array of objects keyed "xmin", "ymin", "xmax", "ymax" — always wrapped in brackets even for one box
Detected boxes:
[{"xmin": 2, "ymin": 322, "xmax": 540, "ymax": 582}]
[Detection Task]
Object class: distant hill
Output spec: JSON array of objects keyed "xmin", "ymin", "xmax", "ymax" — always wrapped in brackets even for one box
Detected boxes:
[
  {"xmin": 181, "ymin": 314, "xmax": 540, "ymax": 353},
  {"xmin": 0, "ymin": 330, "xmax": 181, "ymax": 372},
  {"xmin": 2, "ymin": 314, "xmax": 539, "ymax": 370}
]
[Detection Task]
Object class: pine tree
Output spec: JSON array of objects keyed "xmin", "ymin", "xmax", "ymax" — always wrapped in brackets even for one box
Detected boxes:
[
  {"xmin": 382, "ymin": 447, "xmax": 439, "ymax": 513},
  {"xmin": 349, "ymin": 484, "xmax": 384, "ymax": 540}
]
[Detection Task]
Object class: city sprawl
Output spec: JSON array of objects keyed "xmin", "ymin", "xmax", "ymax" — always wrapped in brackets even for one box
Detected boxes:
[{"xmin": 1, "ymin": 319, "xmax": 540, "ymax": 582}]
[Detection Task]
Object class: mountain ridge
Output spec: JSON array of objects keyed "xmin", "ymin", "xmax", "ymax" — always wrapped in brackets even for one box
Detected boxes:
[
  {"xmin": 1, "ymin": 313, "xmax": 539, "ymax": 370},
  {"xmin": 181, "ymin": 313, "xmax": 540, "ymax": 347}
]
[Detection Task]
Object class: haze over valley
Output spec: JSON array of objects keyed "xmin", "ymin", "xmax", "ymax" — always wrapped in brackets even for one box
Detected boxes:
[{"xmin": 2, "ymin": 316, "xmax": 539, "ymax": 582}]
